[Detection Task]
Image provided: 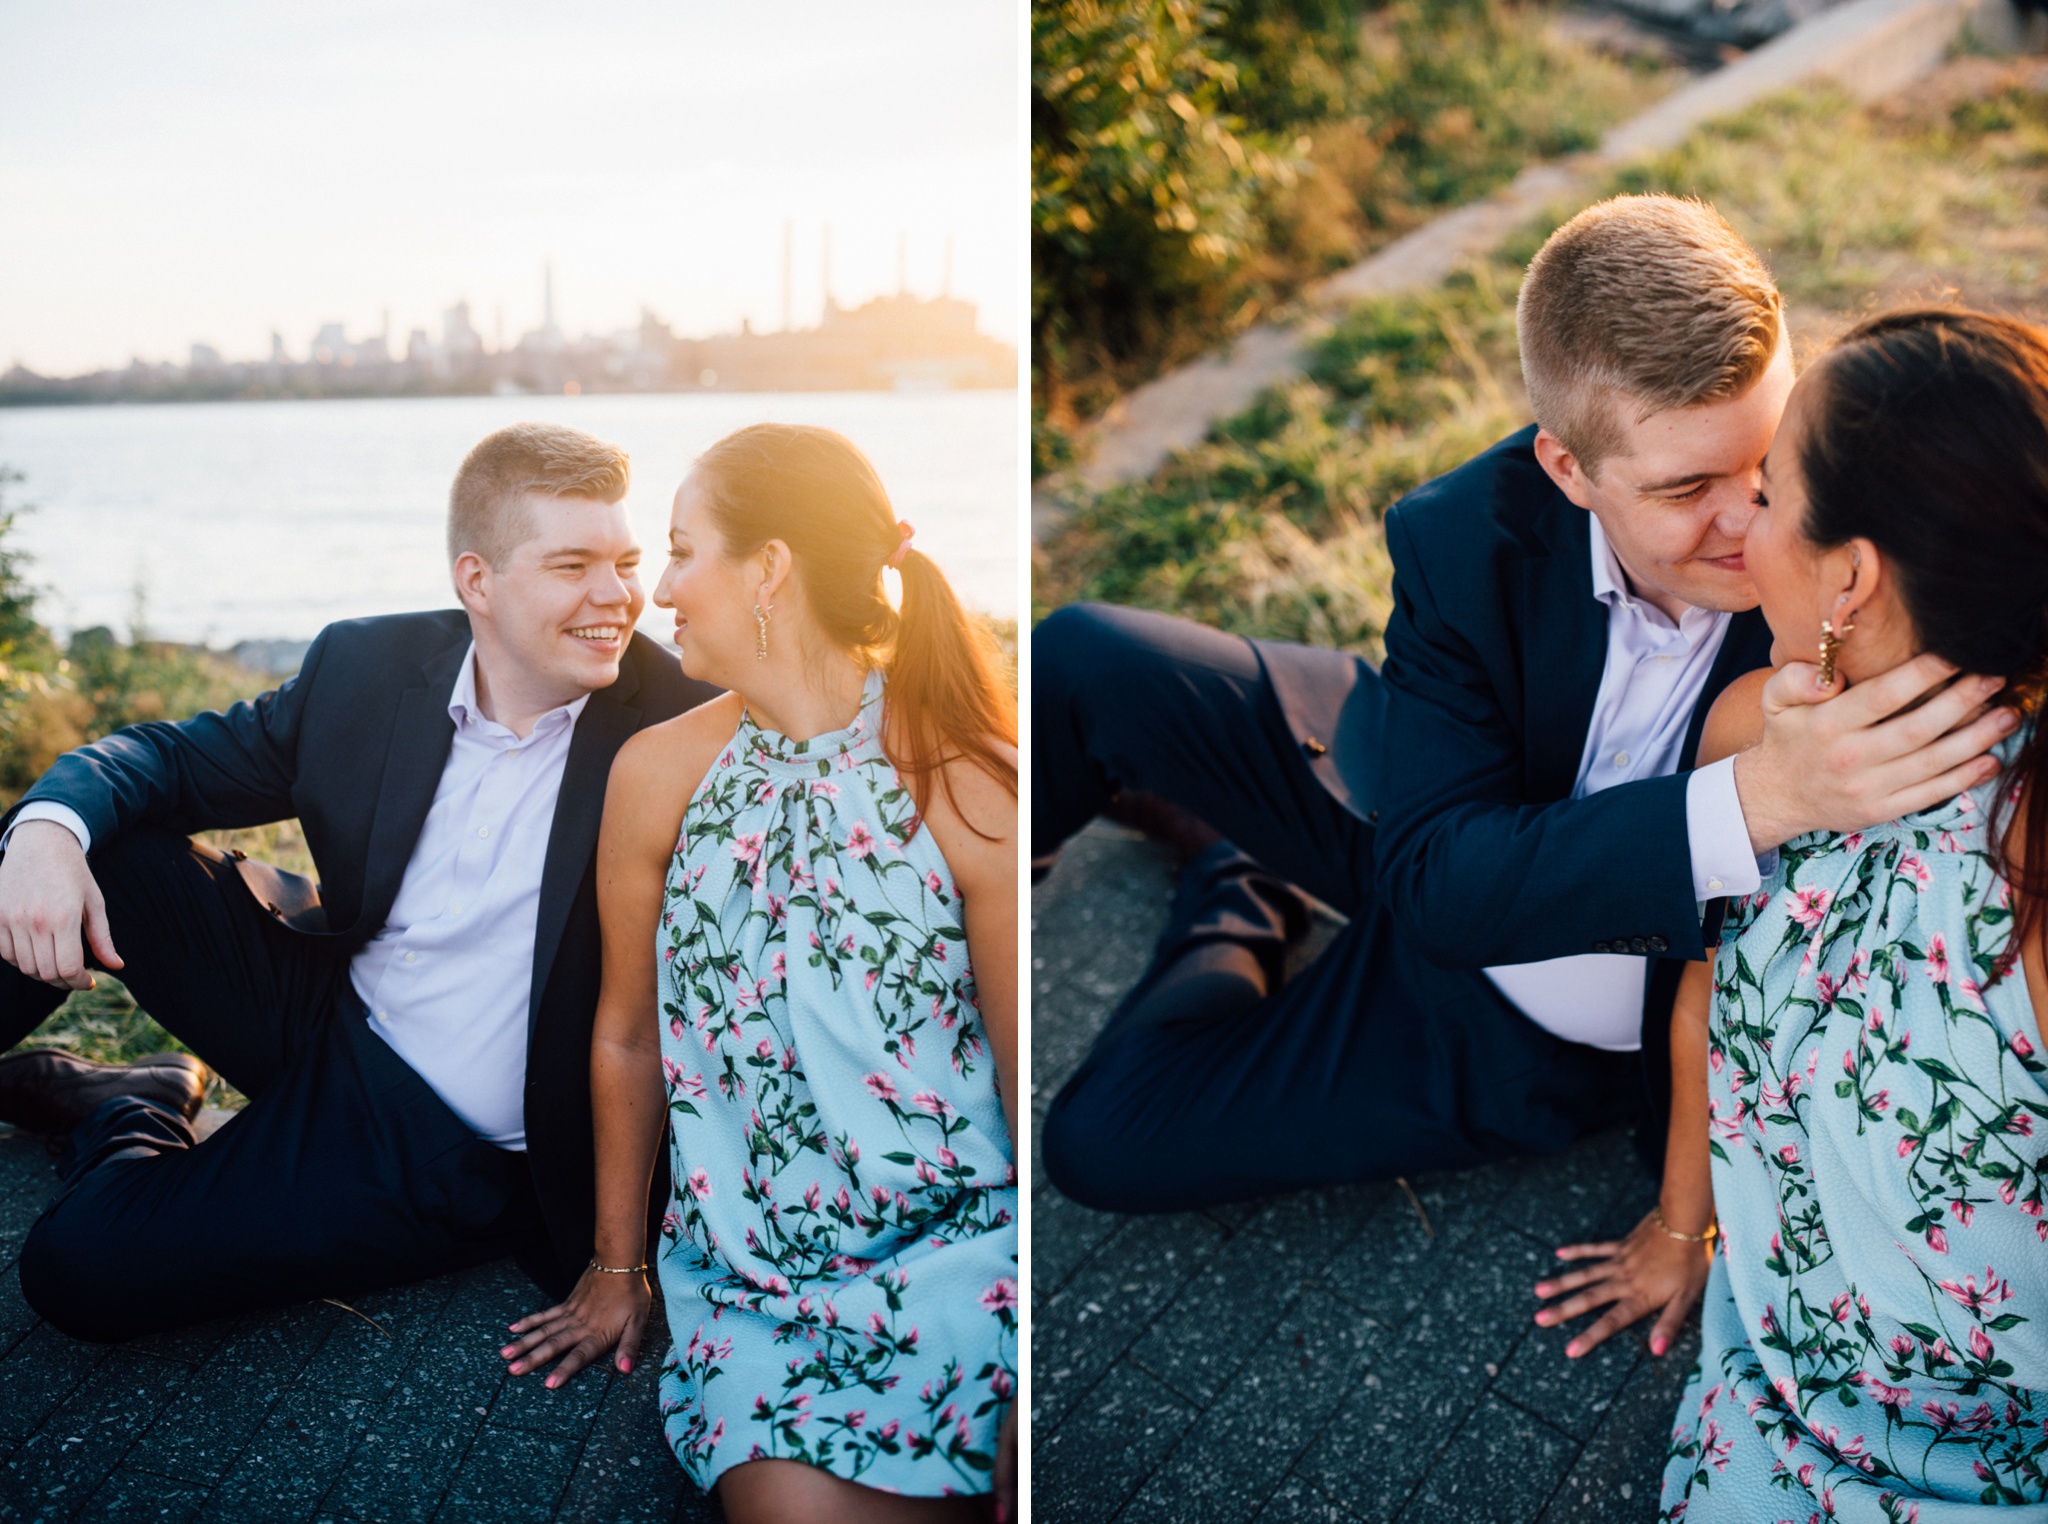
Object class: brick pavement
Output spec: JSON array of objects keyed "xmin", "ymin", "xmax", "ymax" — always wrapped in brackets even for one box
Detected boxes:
[
  {"xmin": 0, "ymin": 1133, "xmax": 723, "ymax": 1524},
  {"xmin": 1030, "ymin": 823, "xmax": 1701, "ymax": 1523}
]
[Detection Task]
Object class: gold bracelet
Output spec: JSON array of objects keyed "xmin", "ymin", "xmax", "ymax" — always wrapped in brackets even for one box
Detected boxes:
[
  {"xmin": 1652, "ymin": 1205, "xmax": 1717, "ymax": 1244},
  {"xmin": 588, "ymin": 1256, "xmax": 648, "ymax": 1275}
]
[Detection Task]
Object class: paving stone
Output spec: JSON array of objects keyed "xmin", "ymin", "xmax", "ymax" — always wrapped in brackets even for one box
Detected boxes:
[
  {"xmin": 0, "ymin": 1256, "xmax": 41, "ymax": 1361},
  {"xmin": 1537, "ymin": 1323, "xmax": 1701, "ymax": 1524},
  {"xmin": 1030, "ymin": 1185, "xmax": 1124, "ymax": 1309},
  {"xmin": 125, "ymin": 1314, "xmax": 240, "ymax": 1370},
  {"xmin": 198, "ymin": 1387, "xmax": 373, "ymax": 1523},
  {"xmin": 489, "ymin": 1360, "xmax": 612, "ymax": 1440},
  {"xmin": 0, "ymin": 1135, "xmax": 58, "ymax": 1266},
  {"xmin": 1492, "ymin": 1130, "xmax": 1656, "ymax": 1250},
  {"xmin": 1123, "ymin": 1292, "xmax": 1380, "ymax": 1524},
  {"xmin": 1397, "ymin": 1394, "xmax": 1580, "ymax": 1522},
  {"xmin": 434, "ymin": 1423, "xmax": 580, "ymax": 1524},
  {"xmin": 298, "ymin": 1274, "xmax": 462, "ymax": 1403},
  {"xmin": 1492, "ymin": 1306, "xmax": 1646, "ymax": 1443},
  {"xmin": 75, "ymin": 1465, "xmax": 210, "ymax": 1522},
  {"xmin": 1251, "ymin": 1474, "xmax": 1363, "ymax": 1523},
  {"xmin": 1293, "ymin": 1229, "xmax": 1551, "ymax": 1519},
  {"xmin": 125, "ymin": 1301, "xmax": 343, "ymax": 1486},
  {"xmin": 0, "ymin": 1351, "xmax": 191, "ymax": 1524},
  {"xmin": 1318, "ymin": 1168, "xmax": 1502, "ymax": 1326},
  {"xmin": 1032, "ymin": 1211, "xmax": 1225, "ymax": 1435},
  {"xmin": 0, "ymin": 1321, "xmax": 110, "ymax": 1442},
  {"xmin": 1030, "ymin": 1362, "xmax": 1198, "ymax": 1524},
  {"xmin": 1129, "ymin": 1184, "xmax": 1380, "ymax": 1405},
  {"xmin": 553, "ymin": 1341, "xmax": 719, "ymax": 1524}
]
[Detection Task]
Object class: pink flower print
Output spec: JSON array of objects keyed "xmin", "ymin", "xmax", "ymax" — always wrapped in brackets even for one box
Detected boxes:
[
  {"xmin": 802, "ymin": 1183, "xmax": 820, "ymax": 1213},
  {"xmin": 662, "ymin": 1056, "xmax": 686, "ymax": 1088},
  {"xmin": 870, "ymin": 1185, "xmax": 890, "ymax": 1209},
  {"xmin": 1889, "ymin": 1333, "xmax": 1916, "ymax": 1363},
  {"xmin": 730, "ymin": 831, "xmax": 765, "ymax": 865},
  {"xmin": 771, "ymin": 951, "xmax": 787, "ymax": 984},
  {"xmin": 2003, "ymin": 1179, "xmax": 2019, "ymax": 1204},
  {"xmin": 669, "ymin": 1013, "xmax": 686, "ymax": 1040},
  {"xmin": 833, "ymin": 1184, "xmax": 851, "ymax": 1213},
  {"xmin": 1927, "ymin": 933, "xmax": 1950, "ymax": 985},
  {"xmin": 687, "ymin": 1168, "xmax": 713, "ymax": 1200},
  {"xmin": 927, "ymin": 870, "xmax": 945, "ymax": 896},
  {"xmin": 781, "ymin": 1045, "xmax": 797, "ymax": 1072},
  {"xmin": 1970, "ymin": 1326, "xmax": 1996, "ymax": 1362},
  {"xmin": 1788, "ymin": 886, "xmax": 1833, "ymax": 929},
  {"xmin": 937, "ymin": 1146, "xmax": 957, "ymax": 1168},
  {"xmin": 1708, "ymin": 1047, "xmax": 1723, "ymax": 1074},
  {"xmin": 1927, "ymin": 1223, "xmax": 1950, "ymax": 1254},
  {"xmin": 1870, "ymin": 1089, "xmax": 1890, "ymax": 1112},
  {"xmin": 862, "ymin": 1072, "xmax": 899, "ymax": 1104},
  {"xmin": 991, "ymin": 1368, "xmax": 1014, "ymax": 1398},
  {"xmin": 866, "ymin": 1311, "xmax": 888, "ymax": 1337},
  {"xmin": 838, "ymin": 934, "xmax": 856, "ymax": 955},
  {"xmin": 823, "ymin": 1300, "xmax": 840, "ymax": 1328},
  {"xmin": 1870, "ymin": 1381, "xmax": 1911, "ymax": 1410},
  {"xmin": 933, "ymin": 940, "xmax": 947, "ymax": 963},
  {"xmin": 864, "ymin": 969, "xmax": 880, "ymax": 993},
  {"xmin": 912, "ymin": 1091, "xmax": 954, "ymax": 1119},
  {"xmin": 1898, "ymin": 1135, "xmax": 1921, "ymax": 1158},
  {"xmin": 1779, "ymin": 1145, "xmax": 1800, "ymax": 1167},
  {"xmin": 1898, "ymin": 853, "xmax": 1933, "ymax": 887},
  {"xmin": 811, "ymin": 781, "xmax": 840, "ymax": 799},
  {"xmin": 2015, "ymin": 1030, "xmax": 2037, "ymax": 1060},
  {"xmin": 1950, "ymin": 1198, "xmax": 1975, "ymax": 1228},
  {"xmin": 755, "ymin": 1038, "xmax": 774, "ymax": 1060},
  {"xmin": 1815, "ymin": 971, "xmax": 1840, "ymax": 1009},
  {"xmin": 2012, "ymin": 1112, "xmax": 2034, "ymax": 1137},
  {"xmin": 766, "ymin": 893, "xmax": 787, "ymax": 925},
  {"xmin": 899, "ymin": 1032, "xmax": 917, "ymax": 1062},
  {"xmin": 877, "ymin": 1420, "xmax": 899, "ymax": 1442},
  {"xmin": 824, "ymin": 876, "xmax": 840, "ymax": 898},
  {"xmin": 678, "ymin": 1071, "xmax": 707, "ymax": 1100},
  {"xmin": 1847, "ymin": 949, "xmax": 1871, "ymax": 991},
  {"xmin": 844, "ymin": 822, "xmax": 877, "ymax": 859},
  {"xmin": 1829, "ymin": 1292, "xmax": 1852, "ymax": 1323},
  {"xmin": 980, "ymin": 1277, "xmax": 1019, "ymax": 1313},
  {"xmin": 1927, "ymin": 1338, "xmax": 1958, "ymax": 1368},
  {"xmin": 1797, "ymin": 1464, "xmax": 1816, "ymax": 1488},
  {"xmin": 753, "ymin": 779, "xmax": 777, "ymax": 804},
  {"xmin": 914, "ymin": 1158, "xmax": 938, "ymax": 1185}
]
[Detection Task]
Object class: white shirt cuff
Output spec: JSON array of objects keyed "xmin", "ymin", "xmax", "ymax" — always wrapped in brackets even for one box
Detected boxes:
[
  {"xmin": 2, "ymin": 803, "xmax": 91, "ymax": 856},
  {"xmin": 1686, "ymin": 756, "xmax": 1764, "ymax": 900}
]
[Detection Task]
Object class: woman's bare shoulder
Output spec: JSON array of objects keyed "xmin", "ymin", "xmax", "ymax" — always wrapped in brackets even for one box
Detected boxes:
[
  {"xmin": 918, "ymin": 740, "xmax": 1018, "ymax": 890},
  {"xmin": 1699, "ymin": 668, "xmax": 1772, "ymax": 768},
  {"xmin": 610, "ymin": 691, "xmax": 745, "ymax": 814}
]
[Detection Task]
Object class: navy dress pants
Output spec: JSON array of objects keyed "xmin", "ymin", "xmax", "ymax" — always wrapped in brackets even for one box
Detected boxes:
[
  {"xmin": 1, "ymin": 829, "xmax": 543, "ymax": 1342},
  {"xmin": 1034, "ymin": 603, "xmax": 1640, "ymax": 1214}
]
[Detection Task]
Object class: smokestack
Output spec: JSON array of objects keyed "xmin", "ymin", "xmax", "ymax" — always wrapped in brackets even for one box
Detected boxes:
[
  {"xmin": 943, "ymin": 235, "xmax": 954, "ymax": 299},
  {"xmin": 782, "ymin": 220, "xmax": 794, "ymax": 333},
  {"xmin": 896, "ymin": 229, "xmax": 908, "ymax": 296},
  {"xmin": 821, "ymin": 225, "xmax": 834, "ymax": 315}
]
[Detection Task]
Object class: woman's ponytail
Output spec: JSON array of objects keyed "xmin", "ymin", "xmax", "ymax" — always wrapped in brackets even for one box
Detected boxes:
[{"xmin": 691, "ymin": 424, "xmax": 1016, "ymax": 832}]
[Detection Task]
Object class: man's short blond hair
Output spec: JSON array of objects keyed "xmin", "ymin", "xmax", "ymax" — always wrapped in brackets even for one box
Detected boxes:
[
  {"xmin": 448, "ymin": 422, "xmax": 631, "ymax": 567},
  {"xmin": 1516, "ymin": 195, "xmax": 1782, "ymax": 477}
]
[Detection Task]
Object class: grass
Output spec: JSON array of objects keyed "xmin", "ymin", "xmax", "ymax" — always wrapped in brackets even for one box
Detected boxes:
[
  {"xmin": 1033, "ymin": 0, "xmax": 1681, "ymax": 475},
  {"xmin": 1035, "ymin": 60, "xmax": 2048, "ymax": 655}
]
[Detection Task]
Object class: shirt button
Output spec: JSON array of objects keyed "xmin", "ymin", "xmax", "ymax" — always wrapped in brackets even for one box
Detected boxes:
[
  {"xmin": 477, "ymin": 826, "xmax": 490, "ymax": 839},
  {"xmin": 1707, "ymin": 878, "xmax": 1726, "ymax": 893},
  {"xmin": 376, "ymin": 1009, "xmax": 389, "ymax": 1023},
  {"xmin": 404, "ymin": 951, "xmax": 417, "ymax": 964},
  {"xmin": 450, "ymin": 902, "xmax": 464, "ymax": 915},
  {"xmin": 1614, "ymin": 751, "xmax": 1631, "ymax": 769}
]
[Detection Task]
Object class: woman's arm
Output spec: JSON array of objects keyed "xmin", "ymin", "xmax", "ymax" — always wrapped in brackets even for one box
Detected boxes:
[
  {"xmin": 917, "ymin": 739, "xmax": 1019, "ymax": 1518},
  {"xmin": 503, "ymin": 696, "xmax": 741, "ymax": 1386},
  {"xmin": 1531, "ymin": 670, "xmax": 1767, "ymax": 1357},
  {"xmin": 919, "ymin": 741, "xmax": 1019, "ymax": 1144}
]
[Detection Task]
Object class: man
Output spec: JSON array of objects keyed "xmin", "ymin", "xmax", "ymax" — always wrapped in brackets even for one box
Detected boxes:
[
  {"xmin": 0, "ymin": 421, "xmax": 718, "ymax": 1340},
  {"xmin": 1036, "ymin": 195, "xmax": 2014, "ymax": 1213}
]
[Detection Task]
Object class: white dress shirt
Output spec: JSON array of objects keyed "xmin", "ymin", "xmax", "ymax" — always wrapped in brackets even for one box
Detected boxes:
[
  {"xmin": 349, "ymin": 646, "xmax": 586, "ymax": 1147},
  {"xmin": 1481, "ymin": 516, "xmax": 1765, "ymax": 1051},
  {"xmin": 7, "ymin": 644, "xmax": 585, "ymax": 1148}
]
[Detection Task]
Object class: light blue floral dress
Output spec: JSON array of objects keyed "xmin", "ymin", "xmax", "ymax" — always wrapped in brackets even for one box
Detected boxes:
[
  {"xmin": 1662, "ymin": 749, "xmax": 2048, "ymax": 1521},
  {"xmin": 652, "ymin": 671, "xmax": 1017, "ymax": 1496}
]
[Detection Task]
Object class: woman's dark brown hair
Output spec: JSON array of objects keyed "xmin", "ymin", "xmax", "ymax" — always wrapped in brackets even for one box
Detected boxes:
[
  {"xmin": 1799, "ymin": 306, "xmax": 2048, "ymax": 968},
  {"xmin": 689, "ymin": 423, "xmax": 1017, "ymax": 829}
]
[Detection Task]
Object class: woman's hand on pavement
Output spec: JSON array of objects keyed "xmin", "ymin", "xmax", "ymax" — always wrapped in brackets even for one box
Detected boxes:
[
  {"xmin": 502, "ymin": 1265, "xmax": 652, "ymax": 1388},
  {"xmin": 1532, "ymin": 1211, "xmax": 1711, "ymax": 1359}
]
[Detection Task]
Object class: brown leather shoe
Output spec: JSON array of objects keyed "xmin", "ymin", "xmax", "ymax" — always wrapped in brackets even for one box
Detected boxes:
[{"xmin": 0, "ymin": 1049, "xmax": 210, "ymax": 1135}]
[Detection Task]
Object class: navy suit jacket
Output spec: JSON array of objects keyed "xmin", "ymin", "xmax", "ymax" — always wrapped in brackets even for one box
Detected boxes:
[
  {"xmin": 1266, "ymin": 426, "xmax": 1774, "ymax": 1140},
  {"xmin": 4, "ymin": 610, "xmax": 719, "ymax": 1292}
]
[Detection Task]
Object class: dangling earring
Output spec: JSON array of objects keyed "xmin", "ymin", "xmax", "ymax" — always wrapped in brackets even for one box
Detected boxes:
[
  {"xmin": 1818, "ymin": 612, "xmax": 1856, "ymax": 688},
  {"xmin": 754, "ymin": 594, "xmax": 772, "ymax": 660}
]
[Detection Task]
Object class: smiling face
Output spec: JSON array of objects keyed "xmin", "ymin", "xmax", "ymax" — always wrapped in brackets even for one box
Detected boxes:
[
  {"xmin": 1538, "ymin": 332, "xmax": 1796, "ymax": 621},
  {"xmin": 458, "ymin": 491, "xmax": 645, "ymax": 711},
  {"xmin": 652, "ymin": 476, "xmax": 764, "ymax": 686}
]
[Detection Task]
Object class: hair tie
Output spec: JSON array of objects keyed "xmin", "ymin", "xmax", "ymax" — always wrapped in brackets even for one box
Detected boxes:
[{"xmin": 886, "ymin": 520, "xmax": 915, "ymax": 570}]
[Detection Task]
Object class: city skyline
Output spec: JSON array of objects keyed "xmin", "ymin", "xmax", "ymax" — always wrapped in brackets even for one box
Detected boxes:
[{"xmin": 0, "ymin": 2, "xmax": 1020, "ymax": 375}]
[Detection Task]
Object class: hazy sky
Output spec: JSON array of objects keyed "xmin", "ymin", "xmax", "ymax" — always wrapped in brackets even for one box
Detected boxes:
[{"xmin": 0, "ymin": 2, "xmax": 1020, "ymax": 375}]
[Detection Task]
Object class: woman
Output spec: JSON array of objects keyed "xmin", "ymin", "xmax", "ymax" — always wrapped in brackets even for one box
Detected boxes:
[
  {"xmin": 499, "ymin": 424, "xmax": 1019, "ymax": 1523},
  {"xmin": 1548, "ymin": 308, "xmax": 2048, "ymax": 1517}
]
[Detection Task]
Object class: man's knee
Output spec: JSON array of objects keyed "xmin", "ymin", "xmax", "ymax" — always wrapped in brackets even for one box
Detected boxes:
[
  {"xmin": 1041, "ymin": 1079, "xmax": 1156, "ymax": 1215},
  {"xmin": 18, "ymin": 1203, "xmax": 132, "ymax": 1342}
]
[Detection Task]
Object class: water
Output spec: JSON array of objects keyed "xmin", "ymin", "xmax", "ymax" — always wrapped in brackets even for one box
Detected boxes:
[{"xmin": 0, "ymin": 392, "xmax": 1019, "ymax": 644}]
